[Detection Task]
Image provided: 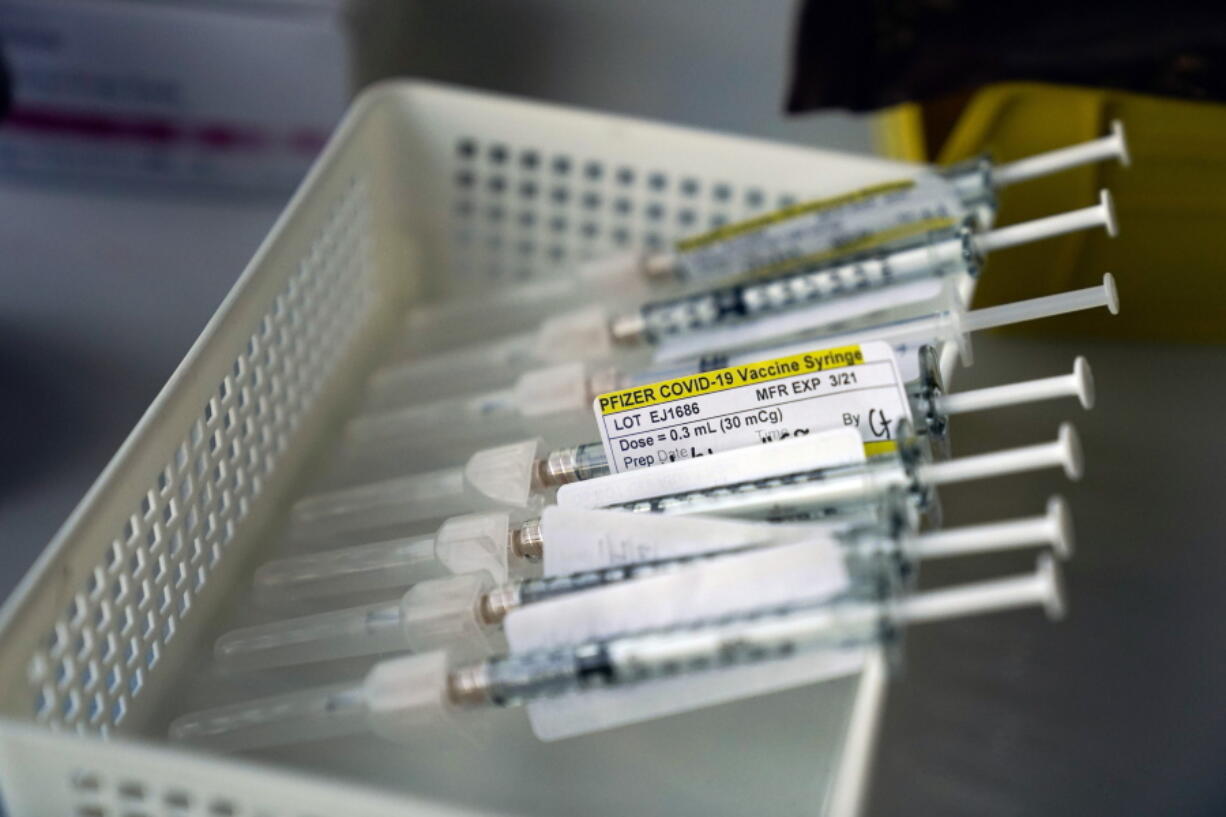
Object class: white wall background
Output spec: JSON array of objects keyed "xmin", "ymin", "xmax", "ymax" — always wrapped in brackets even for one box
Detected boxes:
[{"xmin": 349, "ymin": 0, "xmax": 873, "ymax": 152}]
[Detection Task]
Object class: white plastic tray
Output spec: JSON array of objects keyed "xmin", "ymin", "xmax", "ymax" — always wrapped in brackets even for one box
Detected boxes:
[{"xmin": 0, "ymin": 81, "xmax": 926, "ymax": 817}]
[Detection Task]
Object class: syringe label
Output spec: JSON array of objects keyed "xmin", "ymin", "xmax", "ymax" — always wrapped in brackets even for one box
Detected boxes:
[
  {"xmin": 593, "ymin": 341, "xmax": 912, "ymax": 474},
  {"xmin": 672, "ymin": 173, "xmax": 965, "ymax": 285},
  {"xmin": 539, "ymin": 508, "xmax": 815, "ymax": 577}
]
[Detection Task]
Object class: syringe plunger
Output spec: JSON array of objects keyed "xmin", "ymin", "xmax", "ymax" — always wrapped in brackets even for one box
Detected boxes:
[
  {"xmin": 990, "ymin": 120, "xmax": 1129, "ymax": 188},
  {"xmin": 908, "ymin": 497, "xmax": 1073, "ymax": 560},
  {"xmin": 917, "ymin": 423, "xmax": 1083, "ymax": 487},
  {"xmin": 933, "ymin": 357, "xmax": 1095, "ymax": 416},
  {"xmin": 899, "ymin": 555, "xmax": 1065, "ymax": 624},
  {"xmin": 974, "ymin": 190, "xmax": 1117, "ymax": 255}
]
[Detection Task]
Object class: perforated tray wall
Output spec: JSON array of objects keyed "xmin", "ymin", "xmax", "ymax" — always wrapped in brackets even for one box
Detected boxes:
[{"xmin": 0, "ymin": 81, "xmax": 915, "ymax": 817}]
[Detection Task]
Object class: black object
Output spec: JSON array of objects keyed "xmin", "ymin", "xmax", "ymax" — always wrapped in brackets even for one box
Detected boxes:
[{"xmin": 787, "ymin": 0, "xmax": 1226, "ymax": 112}]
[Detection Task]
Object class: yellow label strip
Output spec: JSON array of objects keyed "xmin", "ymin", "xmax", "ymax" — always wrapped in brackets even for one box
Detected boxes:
[
  {"xmin": 862, "ymin": 440, "xmax": 899, "ymax": 458},
  {"xmin": 597, "ymin": 345, "xmax": 865, "ymax": 416},
  {"xmin": 674, "ymin": 179, "xmax": 917, "ymax": 252},
  {"xmin": 737, "ymin": 216, "xmax": 958, "ymax": 282}
]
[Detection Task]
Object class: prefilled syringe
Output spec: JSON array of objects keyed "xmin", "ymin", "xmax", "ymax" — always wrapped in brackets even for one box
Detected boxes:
[
  {"xmin": 609, "ymin": 192, "xmax": 1117, "ymax": 352},
  {"xmin": 286, "ymin": 420, "xmax": 1079, "ymax": 546},
  {"xmin": 257, "ymin": 490, "xmax": 887, "ymax": 605},
  {"xmin": 637, "ymin": 273, "xmax": 1118, "ymax": 379},
  {"xmin": 558, "ymin": 421, "xmax": 1083, "ymax": 522},
  {"xmin": 364, "ymin": 196, "xmax": 1116, "ymax": 408},
  {"xmin": 335, "ymin": 275, "xmax": 1115, "ymax": 476},
  {"xmin": 340, "ymin": 345, "xmax": 1093, "ymax": 476},
  {"xmin": 394, "ymin": 123, "xmax": 1128, "ymax": 354},
  {"xmin": 216, "ymin": 499, "xmax": 1070, "ymax": 672},
  {"xmin": 170, "ymin": 556, "xmax": 1063, "ymax": 751},
  {"xmin": 647, "ymin": 121, "xmax": 1127, "ymax": 287}
]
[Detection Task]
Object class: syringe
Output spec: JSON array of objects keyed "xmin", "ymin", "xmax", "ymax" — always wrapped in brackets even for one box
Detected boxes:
[
  {"xmin": 364, "ymin": 196, "xmax": 1116, "ymax": 408},
  {"xmin": 336, "ymin": 275, "xmax": 1115, "ymax": 474},
  {"xmin": 609, "ymin": 191, "xmax": 1116, "ymax": 350},
  {"xmin": 257, "ymin": 493, "xmax": 887, "ymax": 605},
  {"xmin": 286, "ymin": 421, "xmax": 1079, "ymax": 546},
  {"xmin": 339, "ymin": 345, "xmax": 1093, "ymax": 476},
  {"xmin": 170, "ymin": 555, "xmax": 1063, "ymax": 751},
  {"xmin": 216, "ymin": 499, "xmax": 1070, "ymax": 672},
  {"xmin": 652, "ymin": 121, "xmax": 1128, "ymax": 286},
  {"xmin": 561, "ymin": 421, "xmax": 1083, "ymax": 521},
  {"xmin": 394, "ymin": 123, "xmax": 1127, "ymax": 355}
]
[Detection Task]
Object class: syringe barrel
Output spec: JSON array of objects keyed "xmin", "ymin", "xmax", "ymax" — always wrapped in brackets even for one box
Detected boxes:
[
  {"xmin": 484, "ymin": 595, "xmax": 880, "ymax": 707},
  {"xmin": 519, "ymin": 545, "xmax": 761, "ymax": 606},
  {"xmin": 835, "ymin": 538, "xmax": 914, "ymax": 600},
  {"xmin": 629, "ymin": 463, "xmax": 911, "ymax": 521},
  {"xmin": 606, "ymin": 599, "xmax": 880, "ymax": 684},
  {"xmin": 942, "ymin": 156, "xmax": 996, "ymax": 214},
  {"xmin": 816, "ymin": 311, "xmax": 958, "ymax": 354},
  {"xmin": 635, "ymin": 234, "xmax": 969, "ymax": 343}
]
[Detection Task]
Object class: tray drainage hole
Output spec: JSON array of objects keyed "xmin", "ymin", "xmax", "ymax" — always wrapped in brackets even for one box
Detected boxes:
[
  {"xmin": 69, "ymin": 769, "xmax": 101, "ymax": 791},
  {"xmin": 117, "ymin": 780, "xmax": 145, "ymax": 800},
  {"xmin": 164, "ymin": 790, "xmax": 191, "ymax": 810}
]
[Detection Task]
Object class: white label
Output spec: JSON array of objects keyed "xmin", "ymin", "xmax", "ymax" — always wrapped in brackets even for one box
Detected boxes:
[
  {"xmin": 673, "ymin": 174, "xmax": 965, "ymax": 285},
  {"xmin": 593, "ymin": 341, "xmax": 912, "ymax": 475},
  {"xmin": 525, "ymin": 641, "xmax": 866, "ymax": 741},
  {"xmin": 539, "ymin": 506, "xmax": 842, "ymax": 577},
  {"xmin": 504, "ymin": 540, "xmax": 859, "ymax": 741},
  {"xmin": 556, "ymin": 427, "xmax": 866, "ymax": 510}
]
